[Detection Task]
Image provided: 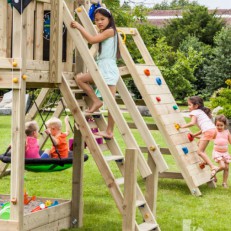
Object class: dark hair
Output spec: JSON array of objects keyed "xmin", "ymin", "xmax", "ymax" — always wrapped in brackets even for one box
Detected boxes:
[
  {"xmin": 188, "ymin": 96, "xmax": 212, "ymax": 118},
  {"xmin": 94, "ymin": 8, "xmax": 120, "ymax": 59},
  {"xmin": 215, "ymin": 114, "xmax": 229, "ymax": 128}
]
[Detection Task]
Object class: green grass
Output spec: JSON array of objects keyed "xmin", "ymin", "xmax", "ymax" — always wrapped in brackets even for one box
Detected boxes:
[{"xmin": 0, "ymin": 113, "xmax": 231, "ymax": 231}]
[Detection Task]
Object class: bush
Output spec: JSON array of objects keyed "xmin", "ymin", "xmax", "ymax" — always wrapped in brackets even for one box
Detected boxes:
[{"xmin": 210, "ymin": 79, "xmax": 231, "ymax": 118}]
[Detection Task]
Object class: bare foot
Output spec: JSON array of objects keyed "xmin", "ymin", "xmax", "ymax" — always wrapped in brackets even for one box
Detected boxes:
[
  {"xmin": 86, "ymin": 101, "xmax": 103, "ymax": 113},
  {"xmin": 96, "ymin": 131, "xmax": 113, "ymax": 139}
]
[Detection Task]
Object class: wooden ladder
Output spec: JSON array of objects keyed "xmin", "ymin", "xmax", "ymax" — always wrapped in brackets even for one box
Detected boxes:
[
  {"xmin": 117, "ymin": 27, "xmax": 216, "ymax": 196},
  {"xmin": 60, "ymin": 72, "xmax": 160, "ymax": 230}
]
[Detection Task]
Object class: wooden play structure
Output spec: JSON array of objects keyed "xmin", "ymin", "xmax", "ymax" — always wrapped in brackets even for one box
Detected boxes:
[{"xmin": 0, "ymin": 0, "xmax": 215, "ymax": 230}]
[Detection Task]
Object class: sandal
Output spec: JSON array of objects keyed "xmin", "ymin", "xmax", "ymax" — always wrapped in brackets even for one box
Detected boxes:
[{"xmin": 210, "ymin": 167, "xmax": 219, "ymax": 179}]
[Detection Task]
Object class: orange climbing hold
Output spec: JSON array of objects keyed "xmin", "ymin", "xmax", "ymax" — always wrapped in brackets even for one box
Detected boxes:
[{"xmin": 144, "ymin": 69, "xmax": 150, "ymax": 76}]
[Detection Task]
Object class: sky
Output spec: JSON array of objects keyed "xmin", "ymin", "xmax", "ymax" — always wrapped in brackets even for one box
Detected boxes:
[{"xmin": 120, "ymin": 0, "xmax": 231, "ymax": 9}]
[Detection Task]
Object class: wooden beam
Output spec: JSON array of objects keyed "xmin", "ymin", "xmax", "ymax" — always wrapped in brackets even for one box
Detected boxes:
[
  {"xmin": 0, "ymin": 0, "xmax": 8, "ymax": 57},
  {"xmin": 10, "ymin": 7, "xmax": 27, "ymax": 229},
  {"xmin": 71, "ymin": 128, "xmax": 84, "ymax": 228},
  {"xmin": 122, "ymin": 149, "xmax": 137, "ymax": 231},
  {"xmin": 49, "ymin": 0, "xmax": 63, "ymax": 82}
]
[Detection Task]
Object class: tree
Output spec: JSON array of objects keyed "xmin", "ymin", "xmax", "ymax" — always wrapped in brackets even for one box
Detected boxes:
[
  {"xmin": 179, "ymin": 35, "xmax": 212, "ymax": 98},
  {"xmin": 162, "ymin": 5, "xmax": 225, "ymax": 50},
  {"xmin": 148, "ymin": 37, "xmax": 203, "ymax": 100},
  {"xmin": 153, "ymin": 0, "xmax": 198, "ymax": 10},
  {"xmin": 204, "ymin": 27, "xmax": 231, "ymax": 93}
]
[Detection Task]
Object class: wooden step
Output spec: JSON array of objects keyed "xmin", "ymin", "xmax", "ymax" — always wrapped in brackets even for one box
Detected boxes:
[
  {"xmin": 104, "ymin": 155, "xmax": 124, "ymax": 162},
  {"xmin": 136, "ymin": 200, "xmax": 146, "ymax": 207},
  {"xmin": 83, "ymin": 111, "xmax": 102, "ymax": 117},
  {"xmin": 72, "ymin": 89, "xmax": 84, "ymax": 94},
  {"xmin": 138, "ymin": 222, "xmax": 158, "ymax": 231},
  {"xmin": 115, "ymin": 177, "xmax": 124, "ymax": 185}
]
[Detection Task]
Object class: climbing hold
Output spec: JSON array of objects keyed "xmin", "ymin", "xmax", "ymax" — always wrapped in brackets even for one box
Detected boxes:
[
  {"xmin": 199, "ymin": 162, "xmax": 206, "ymax": 169},
  {"xmin": 144, "ymin": 69, "xmax": 150, "ymax": 76},
  {"xmin": 156, "ymin": 96, "xmax": 161, "ymax": 102},
  {"xmin": 13, "ymin": 78, "xmax": 18, "ymax": 83},
  {"xmin": 144, "ymin": 213, "xmax": 149, "ymax": 219},
  {"xmin": 156, "ymin": 77, "xmax": 162, "ymax": 85},
  {"xmin": 130, "ymin": 29, "xmax": 134, "ymax": 34},
  {"xmin": 174, "ymin": 123, "xmax": 180, "ymax": 130},
  {"xmin": 187, "ymin": 133, "xmax": 194, "ymax": 142},
  {"xmin": 76, "ymin": 7, "xmax": 82, "ymax": 12},
  {"xmin": 22, "ymin": 75, "xmax": 27, "ymax": 80},
  {"xmin": 173, "ymin": 105, "xmax": 178, "ymax": 110},
  {"xmin": 182, "ymin": 147, "xmax": 189, "ymax": 154},
  {"xmin": 12, "ymin": 61, "xmax": 17, "ymax": 67},
  {"xmin": 149, "ymin": 146, "xmax": 156, "ymax": 151}
]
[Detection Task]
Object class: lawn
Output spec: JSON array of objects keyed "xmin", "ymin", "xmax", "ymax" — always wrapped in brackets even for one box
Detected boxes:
[{"xmin": 0, "ymin": 113, "xmax": 231, "ymax": 231}]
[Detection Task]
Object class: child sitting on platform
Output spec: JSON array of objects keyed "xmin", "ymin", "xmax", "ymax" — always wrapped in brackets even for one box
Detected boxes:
[{"xmin": 43, "ymin": 116, "xmax": 70, "ymax": 159}]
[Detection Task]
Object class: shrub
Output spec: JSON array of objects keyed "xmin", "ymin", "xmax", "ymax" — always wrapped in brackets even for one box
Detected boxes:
[{"xmin": 210, "ymin": 79, "xmax": 231, "ymax": 118}]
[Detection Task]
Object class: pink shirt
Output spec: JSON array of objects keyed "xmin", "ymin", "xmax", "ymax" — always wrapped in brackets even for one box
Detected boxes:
[
  {"xmin": 189, "ymin": 109, "xmax": 215, "ymax": 132},
  {"xmin": 25, "ymin": 136, "xmax": 40, "ymax": 158},
  {"xmin": 214, "ymin": 130, "xmax": 229, "ymax": 152}
]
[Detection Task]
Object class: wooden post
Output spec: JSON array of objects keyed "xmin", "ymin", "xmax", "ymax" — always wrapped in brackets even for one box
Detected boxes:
[
  {"xmin": 145, "ymin": 153, "xmax": 158, "ymax": 216},
  {"xmin": 10, "ymin": 6, "xmax": 27, "ymax": 230},
  {"xmin": 71, "ymin": 127, "xmax": 84, "ymax": 228},
  {"xmin": 49, "ymin": 0, "xmax": 63, "ymax": 82},
  {"xmin": 34, "ymin": 1, "xmax": 44, "ymax": 60},
  {"xmin": 0, "ymin": 0, "xmax": 7, "ymax": 57},
  {"xmin": 122, "ymin": 149, "xmax": 137, "ymax": 231}
]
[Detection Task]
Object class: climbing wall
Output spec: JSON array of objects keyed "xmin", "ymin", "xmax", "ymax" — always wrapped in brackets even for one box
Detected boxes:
[{"xmin": 118, "ymin": 29, "xmax": 216, "ymax": 196}]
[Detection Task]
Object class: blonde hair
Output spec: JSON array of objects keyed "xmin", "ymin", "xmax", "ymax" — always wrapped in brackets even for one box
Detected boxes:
[
  {"xmin": 45, "ymin": 117, "xmax": 62, "ymax": 129},
  {"xmin": 25, "ymin": 121, "xmax": 39, "ymax": 136}
]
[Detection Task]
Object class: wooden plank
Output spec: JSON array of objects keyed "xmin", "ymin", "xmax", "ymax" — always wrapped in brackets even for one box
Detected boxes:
[
  {"xmin": 154, "ymin": 104, "xmax": 180, "ymax": 116},
  {"xmin": 117, "ymin": 27, "xmax": 137, "ymax": 35},
  {"xmin": 24, "ymin": 201, "xmax": 71, "ymax": 230},
  {"xmin": 10, "ymin": 7, "xmax": 27, "ymax": 228},
  {"xmin": 63, "ymin": 0, "xmax": 74, "ymax": 71},
  {"xmin": 145, "ymin": 153, "xmax": 158, "ymax": 216},
  {"xmin": 0, "ymin": 0, "xmax": 7, "ymax": 57},
  {"xmin": 0, "ymin": 220, "xmax": 19, "ymax": 231},
  {"xmin": 34, "ymin": 2, "xmax": 44, "ymax": 60},
  {"xmin": 122, "ymin": 149, "xmax": 137, "ymax": 231},
  {"xmin": 159, "ymin": 172, "xmax": 184, "ymax": 179},
  {"xmin": 26, "ymin": 1, "xmax": 35, "ymax": 59},
  {"xmin": 119, "ymin": 66, "xmax": 130, "ymax": 76},
  {"xmin": 7, "ymin": 3, "xmax": 12, "ymax": 58},
  {"xmin": 71, "ymin": 121, "xmax": 84, "ymax": 227},
  {"xmin": 64, "ymin": 3, "xmax": 152, "ymax": 178},
  {"xmin": 132, "ymin": 29, "xmax": 154, "ymax": 65},
  {"xmin": 28, "ymin": 217, "xmax": 70, "ymax": 231},
  {"xmin": 49, "ymin": 0, "xmax": 63, "ymax": 82}
]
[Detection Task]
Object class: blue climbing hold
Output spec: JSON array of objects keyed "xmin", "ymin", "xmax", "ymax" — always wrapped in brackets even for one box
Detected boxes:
[
  {"xmin": 182, "ymin": 147, "xmax": 189, "ymax": 154},
  {"xmin": 156, "ymin": 77, "xmax": 162, "ymax": 85}
]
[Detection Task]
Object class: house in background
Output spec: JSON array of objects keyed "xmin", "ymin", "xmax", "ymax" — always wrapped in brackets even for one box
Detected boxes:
[{"xmin": 148, "ymin": 9, "xmax": 231, "ymax": 27}]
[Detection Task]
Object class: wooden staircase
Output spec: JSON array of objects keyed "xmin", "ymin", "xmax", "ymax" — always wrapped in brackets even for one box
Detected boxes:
[
  {"xmin": 60, "ymin": 2, "xmax": 170, "ymax": 229},
  {"xmin": 60, "ymin": 73, "xmax": 159, "ymax": 231}
]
